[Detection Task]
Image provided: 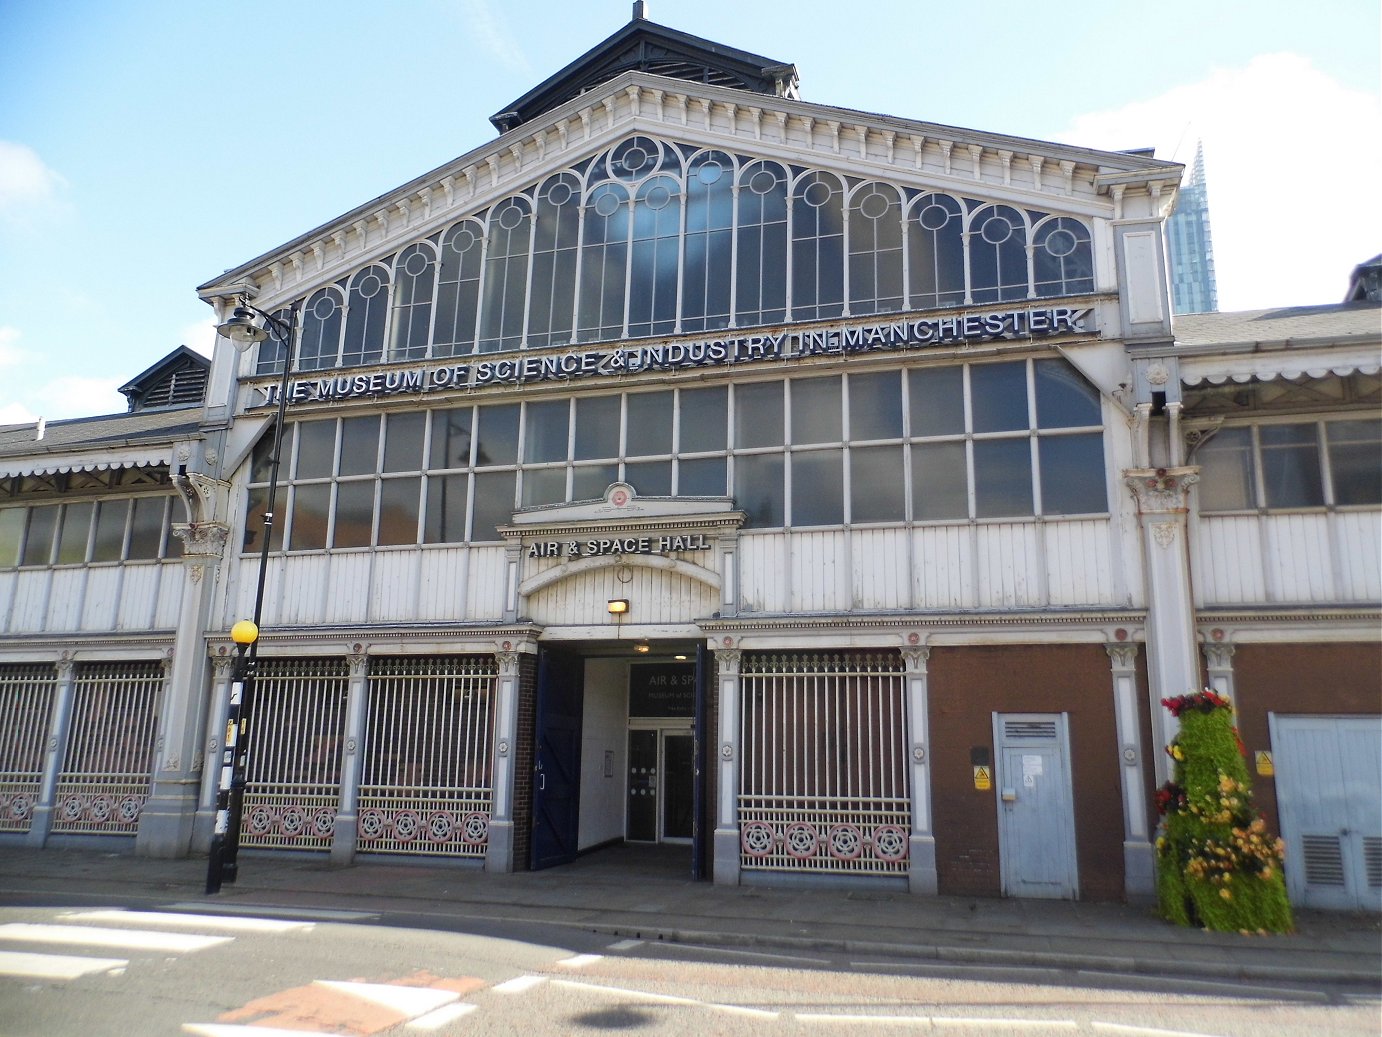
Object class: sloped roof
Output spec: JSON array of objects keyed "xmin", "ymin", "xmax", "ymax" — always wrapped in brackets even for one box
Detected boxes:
[
  {"xmin": 118, "ymin": 345, "xmax": 211, "ymax": 412},
  {"xmin": 490, "ymin": 11, "xmax": 795, "ymax": 132},
  {"xmin": 0, "ymin": 408, "xmax": 202, "ymax": 478},
  {"xmin": 1172, "ymin": 302, "xmax": 1382, "ymax": 349}
]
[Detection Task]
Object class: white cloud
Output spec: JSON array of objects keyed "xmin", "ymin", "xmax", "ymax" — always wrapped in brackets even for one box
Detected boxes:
[
  {"xmin": 0, "ymin": 325, "xmax": 27, "ymax": 369},
  {"xmin": 1059, "ymin": 53, "xmax": 1382, "ymax": 311},
  {"xmin": 180, "ymin": 317, "xmax": 218, "ymax": 357},
  {"xmin": 0, "ymin": 403, "xmax": 39, "ymax": 426},
  {"xmin": 460, "ymin": 0, "xmax": 531, "ymax": 75},
  {"xmin": 13, "ymin": 375, "xmax": 126, "ymax": 422},
  {"xmin": 0, "ymin": 141, "xmax": 66, "ymax": 220}
]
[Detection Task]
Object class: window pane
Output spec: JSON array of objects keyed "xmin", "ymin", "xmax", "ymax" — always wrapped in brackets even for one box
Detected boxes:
[
  {"xmin": 912, "ymin": 442, "xmax": 968, "ymax": 520},
  {"xmin": 430, "ymin": 408, "xmax": 473, "ymax": 469},
  {"xmin": 471, "ymin": 471, "xmax": 515, "ymax": 541},
  {"xmin": 1327, "ymin": 419, "xmax": 1382, "ymax": 505},
  {"xmin": 734, "ymin": 453, "xmax": 784, "ymax": 527},
  {"xmin": 627, "ymin": 391, "xmax": 673, "ymax": 455},
  {"xmin": 790, "ymin": 376, "xmax": 841, "ymax": 444},
  {"xmin": 572, "ymin": 463, "xmax": 619, "ymax": 501},
  {"xmin": 1260, "ymin": 424, "xmax": 1324, "ymax": 508},
  {"xmin": 0, "ymin": 508, "xmax": 24, "ymax": 566},
  {"xmin": 909, "ymin": 367, "xmax": 964, "ymax": 436},
  {"xmin": 522, "ymin": 467, "xmax": 566, "ymax": 507},
  {"xmin": 92, "ymin": 500, "xmax": 129, "ymax": 562},
  {"xmin": 250, "ymin": 427, "xmax": 278, "ymax": 483},
  {"xmin": 295, "ymin": 420, "xmax": 336, "ymax": 478},
  {"xmin": 623, "ymin": 460, "xmax": 671, "ymax": 496},
  {"xmin": 424, "ymin": 473, "xmax": 469, "ymax": 544},
  {"xmin": 383, "ymin": 412, "xmax": 426, "ymax": 472},
  {"xmin": 57, "ymin": 502, "xmax": 93, "ymax": 564},
  {"xmin": 289, "ymin": 484, "xmax": 330, "ymax": 550},
  {"xmin": 475, "ymin": 404, "xmax": 520, "ymax": 466},
  {"xmin": 1035, "ymin": 358, "xmax": 1101, "ymax": 428},
  {"xmin": 524, "ymin": 400, "xmax": 569, "ymax": 463},
  {"xmin": 971, "ymin": 362, "xmax": 1028, "ymax": 433},
  {"xmin": 339, "ymin": 416, "xmax": 380, "ymax": 476},
  {"xmin": 974, "ymin": 439, "xmax": 1033, "ymax": 517},
  {"xmin": 22, "ymin": 505, "xmax": 57, "ymax": 565},
  {"xmin": 679, "ymin": 386, "xmax": 727, "ymax": 452},
  {"xmin": 243, "ymin": 487, "xmax": 282, "ymax": 552},
  {"xmin": 1039, "ymin": 434, "xmax": 1106, "ymax": 514},
  {"xmin": 735, "ymin": 381, "xmax": 783, "ymax": 448},
  {"xmin": 129, "ymin": 497, "xmax": 167, "ymax": 558},
  {"xmin": 1196, "ymin": 427, "xmax": 1256, "ymax": 511},
  {"xmin": 678, "ymin": 457, "xmax": 727, "ymax": 496},
  {"xmin": 850, "ymin": 445, "xmax": 905, "ymax": 522},
  {"xmin": 791, "ymin": 449, "xmax": 843, "ymax": 526},
  {"xmin": 333, "ymin": 481, "xmax": 375, "ymax": 548},
  {"xmin": 377, "ymin": 477, "xmax": 421, "ymax": 545},
  {"xmin": 574, "ymin": 395, "xmax": 621, "ymax": 460},
  {"xmin": 849, "ymin": 372, "xmax": 903, "ymax": 441}
]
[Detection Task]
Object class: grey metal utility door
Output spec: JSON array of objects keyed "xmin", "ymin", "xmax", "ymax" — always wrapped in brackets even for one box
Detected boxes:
[
  {"xmin": 995, "ymin": 713, "xmax": 1079, "ymax": 899},
  {"xmin": 1270, "ymin": 715, "xmax": 1382, "ymax": 911}
]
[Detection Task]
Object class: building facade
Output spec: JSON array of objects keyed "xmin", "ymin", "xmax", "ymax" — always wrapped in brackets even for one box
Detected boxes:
[
  {"xmin": 1165, "ymin": 142, "xmax": 1218, "ymax": 315},
  {"xmin": 2, "ymin": 13, "xmax": 1377, "ymax": 909}
]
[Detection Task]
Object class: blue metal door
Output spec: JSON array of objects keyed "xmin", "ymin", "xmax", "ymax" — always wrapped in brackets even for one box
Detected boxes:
[
  {"xmin": 692, "ymin": 643, "xmax": 708, "ymax": 880},
  {"xmin": 531, "ymin": 648, "xmax": 583, "ymax": 870}
]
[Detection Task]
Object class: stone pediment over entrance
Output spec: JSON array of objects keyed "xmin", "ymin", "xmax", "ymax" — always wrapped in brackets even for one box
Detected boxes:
[{"xmin": 507, "ymin": 482, "xmax": 743, "ymax": 528}]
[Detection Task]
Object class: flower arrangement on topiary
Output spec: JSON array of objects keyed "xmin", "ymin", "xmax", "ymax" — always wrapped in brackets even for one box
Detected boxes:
[{"xmin": 1154, "ymin": 689, "xmax": 1293, "ymax": 933}]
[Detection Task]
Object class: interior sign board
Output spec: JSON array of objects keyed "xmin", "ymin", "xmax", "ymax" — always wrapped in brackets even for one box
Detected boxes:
[{"xmin": 629, "ymin": 663, "xmax": 696, "ymax": 718}]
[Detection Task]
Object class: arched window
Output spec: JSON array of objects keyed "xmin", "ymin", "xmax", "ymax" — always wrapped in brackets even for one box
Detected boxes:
[
  {"xmin": 434, "ymin": 220, "xmax": 483, "ymax": 357},
  {"xmin": 682, "ymin": 150, "xmax": 735, "ymax": 333},
  {"xmin": 968, "ymin": 203, "xmax": 1029, "ymax": 304},
  {"xmin": 297, "ymin": 286, "xmax": 345, "ymax": 371},
  {"xmin": 790, "ymin": 169, "xmax": 844, "ymax": 321},
  {"xmin": 577, "ymin": 181, "xmax": 630, "ymax": 342},
  {"xmin": 1032, "ymin": 216, "xmax": 1094, "ymax": 297},
  {"xmin": 254, "ymin": 306, "xmax": 294, "ymax": 376},
  {"xmin": 735, "ymin": 160, "xmax": 788, "ymax": 327},
  {"xmin": 342, "ymin": 264, "xmax": 391, "ymax": 367},
  {"xmin": 906, "ymin": 192, "xmax": 965, "ymax": 309},
  {"xmin": 628, "ymin": 174, "xmax": 682, "ymax": 339},
  {"xmin": 847, "ymin": 182, "xmax": 903, "ymax": 316},
  {"xmin": 479, "ymin": 196, "xmax": 532, "ymax": 353},
  {"xmin": 527, "ymin": 173, "xmax": 582, "ymax": 348},
  {"xmin": 389, "ymin": 243, "xmax": 436, "ymax": 361}
]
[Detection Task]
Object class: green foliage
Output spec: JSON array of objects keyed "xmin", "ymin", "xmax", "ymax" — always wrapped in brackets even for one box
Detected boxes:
[{"xmin": 1154, "ymin": 691, "xmax": 1293, "ymax": 933}]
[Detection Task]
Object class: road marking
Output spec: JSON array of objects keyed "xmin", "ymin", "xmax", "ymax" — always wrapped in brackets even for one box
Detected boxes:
[
  {"xmin": 606, "ymin": 938, "xmax": 643, "ymax": 950},
  {"xmin": 0, "ymin": 949, "xmax": 128, "ymax": 979},
  {"xmin": 0, "ymin": 922, "xmax": 231, "ymax": 953},
  {"xmin": 933, "ymin": 1021, "xmax": 1077, "ymax": 1030},
  {"xmin": 408, "ymin": 1002, "xmax": 477, "ymax": 1029},
  {"xmin": 1092, "ymin": 1024, "xmax": 1228, "ymax": 1037},
  {"xmin": 553, "ymin": 978, "xmax": 779, "ymax": 1020},
  {"xmin": 492, "ymin": 974, "xmax": 546, "ymax": 994},
  {"xmin": 314, "ymin": 980, "xmax": 458, "ymax": 1016},
  {"xmin": 63, "ymin": 910, "xmax": 313, "ymax": 933},
  {"xmin": 798, "ymin": 1014, "xmax": 937, "ymax": 1026},
  {"xmin": 165, "ymin": 901, "xmax": 378, "ymax": 922},
  {"xmin": 555, "ymin": 953, "xmax": 603, "ymax": 968}
]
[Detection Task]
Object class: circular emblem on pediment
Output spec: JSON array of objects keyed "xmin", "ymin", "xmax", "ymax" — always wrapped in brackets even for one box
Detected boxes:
[{"xmin": 611, "ymin": 488, "xmax": 629, "ymax": 507}]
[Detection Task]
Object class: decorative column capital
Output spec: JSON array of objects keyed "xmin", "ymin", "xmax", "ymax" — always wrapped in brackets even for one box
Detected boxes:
[
  {"xmin": 1105, "ymin": 642, "xmax": 1139, "ymax": 670},
  {"xmin": 1124, "ymin": 466, "xmax": 1200, "ymax": 515},
  {"xmin": 211, "ymin": 652, "xmax": 237, "ymax": 680},
  {"xmin": 347, "ymin": 649, "xmax": 369, "ymax": 680},
  {"xmin": 171, "ymin": 522, "xmax": 230, "ymax": 562},
  {"xmin": 1203, "ymin": 642, "xmax": 1236, "ymax": 670},
  {"xmin": 714, "ymin": 648, "xmax": 741, "ymax": 675},
  {"xmin": 900, "ymin": 645, "xmax": 930, "ymax": 671},
  {"xmin": 495, "ymin": 650, "xmax": 521, "ymax": 677},
  {"xmin": 55, "ymin": 654, "xmax": 76, "ymax": 682}
]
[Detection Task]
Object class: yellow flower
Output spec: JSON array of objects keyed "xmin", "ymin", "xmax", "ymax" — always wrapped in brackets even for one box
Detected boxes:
[
  {"xmin": 1220, "ymin": 888, "xmax": 1232, "ymax": 900},
  {"xmin": 1261, "ymin": 867, "xmax": 1272, "ymax": 879}
]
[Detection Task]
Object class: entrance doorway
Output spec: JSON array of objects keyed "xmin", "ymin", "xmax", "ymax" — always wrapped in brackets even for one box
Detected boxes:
[{"xmin": 627, "ymin": 728, "xmax": 694, "ymax": 843}]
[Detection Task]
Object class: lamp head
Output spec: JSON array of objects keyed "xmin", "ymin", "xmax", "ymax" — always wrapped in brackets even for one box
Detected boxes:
[
  {"xmin": 230, "ymin": 619, "xmax": 260, "ymax": 646},
  {"xmin": 217, "ymin": 305, "xmax": 269, "ymax": 348},
  {"xmin": 607, "ymin": 598, "xmax": 629, "ymax": 615}
]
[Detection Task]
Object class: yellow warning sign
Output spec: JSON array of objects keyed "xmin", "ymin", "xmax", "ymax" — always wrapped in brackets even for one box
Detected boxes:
[
  {"xmin": 1255, "ymin": 751, "xmax": 1274, "ymax": 776},
  {"xmin": 973, "ymin": 765, "xmax": 992, "ymax": 790}
]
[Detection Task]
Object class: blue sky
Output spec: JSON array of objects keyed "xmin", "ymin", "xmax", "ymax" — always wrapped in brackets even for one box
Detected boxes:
[{"xmin": 1, "ymin": 0, "xmax": 1378, "ymax": 422}]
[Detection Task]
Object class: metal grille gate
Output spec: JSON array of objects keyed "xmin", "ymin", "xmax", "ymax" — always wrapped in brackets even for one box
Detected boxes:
[
  {"xmin": 241, "ymin": 658, "xmax": 348, "ymax": 851},
  {"xmin": 358, "ymin": 656, "xmax": 497, "ymax": 856},
  {"xmin": 0, "ymin": 663, "xmax": 57, "ymax": 833},
  {"xmin": 52, "ymin": 661, "xmax": 162, "ymax": 835},
  {"xmin": 738, "ymin": 651, "xmax": 910, "ymax": 874}
]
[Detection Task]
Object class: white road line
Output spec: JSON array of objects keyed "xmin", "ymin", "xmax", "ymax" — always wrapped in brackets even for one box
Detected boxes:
[
  {"xmin": 0, "ymin": 923, "xmax": 231, "ymax": 954},
  {"xmin": 62, "ymin": 910, "xmax": 313, "ymax": 933},
  {"xmin": 1092, "ymin": 1023, "xmax": 1228, "ymax": 1037},
  {"xmin": 408, "ymin": 1002, "xmax": 477, "ymax": 1029},
  {"xmin": 164, "ymin": 901, "xmax": 378, "ymax": 922},
  {"xmin": 313, "ymin": 980, "xmax": 458, "ymax": 1016},
  {"xmin": 555, "ymin": 953, "xmax": 604, "ymax": 968},
  {"xmin": 606, "ymin": 938, "xmax": 643, "ymax": 951},
  {"xmin": 798, "ymin": 1014, "xmax": 936, "ymax": 1026},
  {"xmin": 933, "ymin": 1020, "xmax": 1078, "ymax": 1030},
  {"xmin": 0, "ymin": 950, "xmax": 128, "ymax": 979},
  {"xmin": 552, "ymin": 978, "xmax": 779, "ymax": 1020},
  {"xmin": 492, "ymin": 974, "xmax": 546, "ymax": 994}
]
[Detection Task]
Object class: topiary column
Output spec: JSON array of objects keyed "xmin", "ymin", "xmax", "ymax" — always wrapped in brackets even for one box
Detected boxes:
[{"xmin": 1154, "ymin": 690, "xmax": 1293, "ymax": 933}]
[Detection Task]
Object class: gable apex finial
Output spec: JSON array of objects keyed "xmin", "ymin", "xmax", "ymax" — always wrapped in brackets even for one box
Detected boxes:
[{"xmin": 633, "ymin": 1, "xmax": 648, "ymax": 19}]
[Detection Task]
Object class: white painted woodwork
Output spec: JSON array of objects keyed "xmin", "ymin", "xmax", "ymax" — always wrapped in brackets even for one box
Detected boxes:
[
  {"xmin": 526, "ymin": 558, "xmax": 715, "ymax": 627},
  {"xmin": 0, "ymin": 562, "xmax": 184, "ymax": 635}
]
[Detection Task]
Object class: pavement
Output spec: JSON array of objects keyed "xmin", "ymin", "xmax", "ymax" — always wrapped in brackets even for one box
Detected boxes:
[{"xmin": 0, "ymin": 842, "xmax": 1377, "ymax": 988}]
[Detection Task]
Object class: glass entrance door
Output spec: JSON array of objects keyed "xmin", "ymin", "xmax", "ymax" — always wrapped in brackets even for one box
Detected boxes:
[
  {"xmin": 661, "ymin": 732, "xmax": 694, "ymax": 843},
  {"xmin": 626, "ymin": 727, "xmax": 694, "ymax": 843}
]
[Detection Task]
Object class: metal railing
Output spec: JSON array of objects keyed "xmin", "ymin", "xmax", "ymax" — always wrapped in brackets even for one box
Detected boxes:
[{"xmin": 0, "ymin": 663, "xmax": 57, "ymax": 834}]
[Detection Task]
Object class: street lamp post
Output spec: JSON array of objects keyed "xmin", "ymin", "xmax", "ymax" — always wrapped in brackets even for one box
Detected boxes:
[{"xmin": 205, "ymin": 299, "xmax": 299, "ymax": 894}]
